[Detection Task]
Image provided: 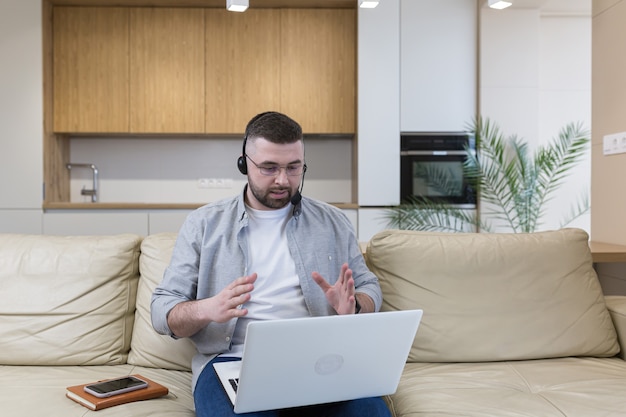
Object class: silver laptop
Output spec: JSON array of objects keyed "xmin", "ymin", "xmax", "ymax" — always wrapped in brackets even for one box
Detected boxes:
[{"xmin": 212, "ymin": 309, "xmax": 423, "ymax": 414}]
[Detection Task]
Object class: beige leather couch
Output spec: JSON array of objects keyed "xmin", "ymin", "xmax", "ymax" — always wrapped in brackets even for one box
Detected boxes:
[
  {"xmin": 366, "ymin": 228, "xmax": 626, "ymax": 417},
  {"xmin": 1, "ymin": 233, "xmax": 196, "ymax": 417},
  {"xmin": 2, "ymin": 228, "xmax": 625, "ymax": 416}
]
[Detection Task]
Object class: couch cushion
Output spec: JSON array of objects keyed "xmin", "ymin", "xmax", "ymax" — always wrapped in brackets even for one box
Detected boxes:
[
  {"xmin": 366, "ymin": 228, "xmax": 620, "ymax": 362},
  {"xmin": 0, "ymin": 234, "xmax": 142, "ymax": 365},
  {"xmin": 387, "ymin": 357, "xmax": 626, "ymax": 417},
  {"xmin": 605, "ymin": 295, "xmax": 626, "ymax": 360},
  {"xmin": 128, "ymin": 233, "xmax": 196, "ymax": 371},
  {"xmin": 0, "ymin": 365, "xmax": 194, "ymax": 417}
]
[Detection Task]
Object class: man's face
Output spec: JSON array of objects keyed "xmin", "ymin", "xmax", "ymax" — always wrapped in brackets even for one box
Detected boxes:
[{"xmin": 244, "ymin": 137, "xmax": 305, "ymax": 210}]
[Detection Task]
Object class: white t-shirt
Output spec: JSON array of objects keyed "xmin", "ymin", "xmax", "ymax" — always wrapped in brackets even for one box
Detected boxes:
[{"xmin": 229, "ymin": 204, "xmax": 310, "ymax": 355}]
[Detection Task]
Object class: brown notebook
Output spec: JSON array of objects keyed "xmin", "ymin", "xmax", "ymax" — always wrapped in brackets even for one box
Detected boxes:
[{"xmin": 65, "ymin": 374, "xmax": 169, "ymax": 411}]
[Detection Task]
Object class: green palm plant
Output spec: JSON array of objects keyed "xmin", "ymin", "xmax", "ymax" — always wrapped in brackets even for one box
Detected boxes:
[{"xmin": 385, "ymin": 117, "xmax": 590, "ymax": 233}]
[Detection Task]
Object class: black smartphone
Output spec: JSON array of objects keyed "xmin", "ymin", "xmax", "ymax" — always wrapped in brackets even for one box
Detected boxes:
[{"xmin": 83, "ymin": 376, "xmax": 149, "ymax": 398}]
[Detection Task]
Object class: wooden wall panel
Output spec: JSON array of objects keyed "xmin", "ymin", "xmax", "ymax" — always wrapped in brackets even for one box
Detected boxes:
[{"xmin": 591, "ymin": 0, "xmax": 626, "ymax": 244}]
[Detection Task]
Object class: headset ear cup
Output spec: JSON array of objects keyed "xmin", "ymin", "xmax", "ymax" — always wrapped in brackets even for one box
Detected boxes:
[{"xmin": 237, "ymin": 156, "xmax": 247, "ymax": 175}]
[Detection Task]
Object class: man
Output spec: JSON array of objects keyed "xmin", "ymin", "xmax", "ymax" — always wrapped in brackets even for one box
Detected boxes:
[{"xmin": 151, "ymin": 111, "xmax": 390, "ymax": 417}]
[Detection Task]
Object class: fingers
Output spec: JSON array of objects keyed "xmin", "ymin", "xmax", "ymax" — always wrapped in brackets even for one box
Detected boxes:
[
  {"xmin": 228, "ymin": 272, "xmax": 257, "ymax": 290},
  {"xmin": 312, "ymin": 264, "xmax": 357, "ymax": 315},
  {"xmin": 338, "ymin": 263, "xmax": 355, "ymax": 294},
  {"xmin": 344, "ymin": 267, "xmax": 355, "ymax": 291},
  {"xmin": 311, "ymin": 271, "xmax": 331, "ymax": 291},
  {"xmin": 312, "ymin": 264, "xmax": 354, "ymax": 292},
  {"xmin": 229, "ymin": 272, "xmax": 256, "ymax": 305},
  {"xmin": 209, "ymin": 273, "xmax": 257, "ymax": 322},
  {"xmin": 336, "ymin": 263, "xmax": 348, "ymax": 285}
]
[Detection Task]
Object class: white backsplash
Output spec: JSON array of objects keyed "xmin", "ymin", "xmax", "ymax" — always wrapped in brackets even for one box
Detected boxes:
[{"xmin": 69, "ymin": 136, "xmax": 354, "ymax": 204}]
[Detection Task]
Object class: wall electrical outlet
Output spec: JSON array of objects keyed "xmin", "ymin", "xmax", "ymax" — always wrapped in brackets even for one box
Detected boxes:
[
  {"xmin": 197, "ymin": 178, "xmax": 234, "ymax": 189},
  {"xmin": 603, "ymin": 132, "xmax": 626, "ymax": 155},
  {"xmin": 214, "ymin": 178, "xmax": 234, "ymax": 188},
  {"xmin": 197, "ymin": 178, "xmax": 213, "ymax": 188}
]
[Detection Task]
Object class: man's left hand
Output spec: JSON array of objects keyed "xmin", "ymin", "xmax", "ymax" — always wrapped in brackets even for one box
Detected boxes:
[{"xmin": 312, "ymin": 263, "xmax": 357, "ymax": 315}]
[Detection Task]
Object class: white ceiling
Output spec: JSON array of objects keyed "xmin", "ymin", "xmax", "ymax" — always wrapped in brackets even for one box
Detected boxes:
[{"xmin": 506, "ymin": 0, "xmax": 591, "ymax": 14}]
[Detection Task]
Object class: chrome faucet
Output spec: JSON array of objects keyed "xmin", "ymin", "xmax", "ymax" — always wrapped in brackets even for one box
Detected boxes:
[{"xmin": 66, "ymin": 163, "xmax": 99, "ymax": 203}]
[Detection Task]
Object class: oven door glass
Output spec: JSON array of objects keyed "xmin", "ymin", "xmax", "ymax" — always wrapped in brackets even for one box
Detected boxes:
[{"xmin": 400, "ymin": 152, "xmax": 476, "ymax": 207}]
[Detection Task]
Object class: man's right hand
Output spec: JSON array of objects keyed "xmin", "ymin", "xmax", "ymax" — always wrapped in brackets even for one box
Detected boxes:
[{"xmin": 166, "ymin": 273, "xmax": 257, "ymax": 338}]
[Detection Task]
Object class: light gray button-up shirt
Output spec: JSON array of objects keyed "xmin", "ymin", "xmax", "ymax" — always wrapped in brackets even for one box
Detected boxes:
[{"xmin": 151, "ymin": 189, "xmax": 382, "ymax": 391}]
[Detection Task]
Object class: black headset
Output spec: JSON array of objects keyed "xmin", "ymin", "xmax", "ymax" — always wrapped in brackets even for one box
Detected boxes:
[
  {"xmin": 237, "ymin": 136, "xmax": 249, "ymax": 175},
  {"xmin": 237, "ymin": 112, "xmax": 276, "ymax": 175}
]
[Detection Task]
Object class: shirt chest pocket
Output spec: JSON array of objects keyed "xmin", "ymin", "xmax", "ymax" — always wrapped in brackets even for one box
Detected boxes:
[{"xmin": 313, "ymin": 252, "xmax": 343, "ymax": 284}]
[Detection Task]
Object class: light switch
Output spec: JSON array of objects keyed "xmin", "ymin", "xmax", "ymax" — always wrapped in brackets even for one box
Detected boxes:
[{"xmin": 603, "ymin": 132, "xmax": 626, "ymax": 155}]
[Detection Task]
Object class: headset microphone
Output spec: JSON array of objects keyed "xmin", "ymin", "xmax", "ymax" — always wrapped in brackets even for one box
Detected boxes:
[
  {"xmin": 290, "ymin": 192, "xmax": 301, "ymax": 206},
  {"xmin": 290, "ymin": 164, "xmax": 307, "ymax": 206}
]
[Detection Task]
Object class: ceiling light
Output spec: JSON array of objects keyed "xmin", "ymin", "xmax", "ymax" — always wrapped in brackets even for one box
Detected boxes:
[
  {"xmin": 227, "ymin": 0, "xmax": 248, "ymax": 12},
  {"xmin": 359, "ymin": 0, "xmax": 380, "ymax": 9},
  {"xmin": 488, "ymin": 0, "xmax": 512, "ymax": 9}
]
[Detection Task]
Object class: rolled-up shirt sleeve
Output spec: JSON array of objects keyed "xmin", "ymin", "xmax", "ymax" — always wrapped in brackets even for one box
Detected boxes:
[{"xmin": 151, "ymin": 221, "xmax": 201, "ymax": 337}]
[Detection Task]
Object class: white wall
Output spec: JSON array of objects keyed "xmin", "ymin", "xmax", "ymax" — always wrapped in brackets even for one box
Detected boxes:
[
  {"xmin": 479, "ymin": 6, "xmax": 591, "ymax": 234},
  {"xmin": 0, "ymin": 0, "xmax": 43, "ymax": 232}
]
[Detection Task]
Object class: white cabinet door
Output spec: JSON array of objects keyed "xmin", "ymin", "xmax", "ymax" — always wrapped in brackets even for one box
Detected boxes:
[
  {"xmin": 358, "ymin": 0, "xmax": 401, "ymax": 206},
  {"xmin": 0, "ymin": 210, "xmax": 43, "ymax": 234},
  {"xmin": 357, "ymin": 208, "xmax": 392, "ymax": 242},
  {"xmin": 148, "ymin": 210, "xmax": 191, "ymax": 234},
  {"xmin": 341, "ymin": 208, "xmax": 358, "ymax": 233},
  {"xmin": 400, "ymin": 0, "xmax": 477, "ymax": 132}
]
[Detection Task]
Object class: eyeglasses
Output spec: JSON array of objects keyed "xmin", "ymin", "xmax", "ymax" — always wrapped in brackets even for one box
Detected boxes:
[{"xmin": 246, "ymin": 155, "xmax": 306, "ymax": 177}]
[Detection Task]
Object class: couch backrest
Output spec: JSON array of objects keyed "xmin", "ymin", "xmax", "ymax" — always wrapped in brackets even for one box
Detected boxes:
[
  {"xmin": 366, "ymin": 228, "xmax": 620, "ymax": 362},
  {"xmin": 128, "ymin": 233, "xmax": 196, "ymax": 371},
  {"xmin": 0, "ymin": 233, "xmax": 142, "ymax": 366}
]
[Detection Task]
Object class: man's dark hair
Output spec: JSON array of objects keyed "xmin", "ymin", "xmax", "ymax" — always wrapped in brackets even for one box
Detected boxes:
[{"xmin": 244, "ymin": 111, "xmax": 303, "ymax": 145}]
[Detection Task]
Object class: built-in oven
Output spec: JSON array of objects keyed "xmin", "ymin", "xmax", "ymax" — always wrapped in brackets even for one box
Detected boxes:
[{"xmin": 400, "ymin": 132, "xmax": 477, "ymax": 208}]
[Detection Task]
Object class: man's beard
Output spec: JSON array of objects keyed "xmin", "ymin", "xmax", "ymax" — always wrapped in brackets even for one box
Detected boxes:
[{"xmin": 248, "ymin": 181, "xmax": 293, "ymax": 209}]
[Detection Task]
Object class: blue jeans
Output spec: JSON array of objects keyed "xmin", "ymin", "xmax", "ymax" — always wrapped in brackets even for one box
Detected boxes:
[{"xmin": 194, "ymin": 356, "xmax": 392, "ymax": 417}]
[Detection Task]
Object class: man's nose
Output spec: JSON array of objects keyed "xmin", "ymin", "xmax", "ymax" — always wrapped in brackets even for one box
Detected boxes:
[{"xmin": 274, "ymin": 168, "xmax": 290, "ymax": 184}]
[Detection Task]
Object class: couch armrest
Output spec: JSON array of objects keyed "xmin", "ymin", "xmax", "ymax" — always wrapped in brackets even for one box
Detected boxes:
[{"xmin": 605, "ymin": 296, "xmax": 626, "ymax": 360}]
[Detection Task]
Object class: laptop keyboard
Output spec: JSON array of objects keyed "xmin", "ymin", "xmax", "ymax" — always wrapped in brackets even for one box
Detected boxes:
[{"xmin": 229, "ymin": 378, "xmax": 239, "ymax": 392}]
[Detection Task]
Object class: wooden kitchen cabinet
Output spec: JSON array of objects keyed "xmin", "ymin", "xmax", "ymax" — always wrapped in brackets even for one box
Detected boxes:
[
  {"xmin": 52, "ymin": 6, "xmax": 355, "ymax": 135},
  {"xmin": 130, "ymin": 8, "xmax": 205, "ymax": 133},
  {"xmin": 53, "ymin": 7, "xmax": 129, "ymax": 133},
  {"xmin": 205, "ymin": 8, "xmax": 356, "ymax": 134},
  {"xmin": 53, "ymin": 7, "xmax": 205, "ymax": 134},
  {"xmin": 205, "ymin": 9, "xmax": 281, "ymax": 133},
  {"xmin": 280, "ymin": 9, "xmax": 356, "ymax": 134},
  {"xmin": 44, "ymin": 3, "xmax": 357, "ymax": 207}
]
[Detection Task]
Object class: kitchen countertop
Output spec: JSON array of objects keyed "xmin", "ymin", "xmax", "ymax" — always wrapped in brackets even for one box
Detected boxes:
[
  {"xmin": 43, "ymin": 202, "xmax": 359, "ymax": 210},
  {"xmin": 588, "ymin": 241, "xmax": 626, "ymax": 263}
]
